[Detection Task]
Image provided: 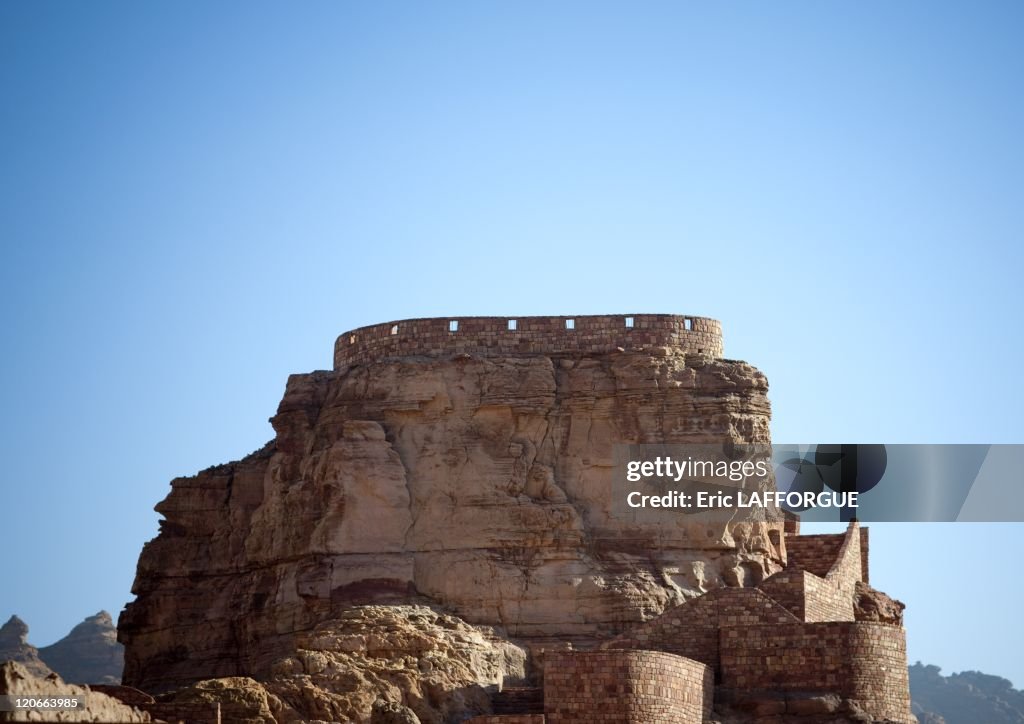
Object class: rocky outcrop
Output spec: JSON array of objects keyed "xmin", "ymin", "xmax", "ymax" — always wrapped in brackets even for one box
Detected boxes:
[
  {"xmin": 120, "ymin": 345, "xmax": 780, "ymax": 700},
  {"xmin": 853, "ymin": 580, "xmax": 905, "ymax": 626},
  {"xmin": 910, "ymin": 662, "xmax": 1024, "ymax": 724},
  {"xmin": 38, "ymin": 611, "xmax": 123, "ymax": 684},
  {"xmin": 0, "ymin": 661, "xmax": 149, "ymax": 722},
  {"xmin": 147, "ymin": 605, "xmax": 523, "ymax": 723},
  {"xmin": 117, "ymin": 348, "xmax": 774, "ymax": 700},
  {"xmin": 0, "ymin": 616, "xmax": 52, "ymax": 679},
  {"xmin": 265, "ymin": 605, "xmax": 524, "ymax": 723},
  {"xmin": 154, "ymin": 677, "xmax": 282, "ymax": 724}
]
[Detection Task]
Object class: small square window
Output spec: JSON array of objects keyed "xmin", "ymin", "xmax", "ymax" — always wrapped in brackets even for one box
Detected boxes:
[
  {"xmin": 508, "ymin": 319, "xmax": 517, "ymax": 331},
  {"xmin": 390, "ymin": 324, "xmax": 399, "ymax": 335},
  {"xmin": 565, "ymin": 318, "xmax": 575, "ymax": 330},
  {"xmin": 625, "ymin": 316, "xmax": 634, "ymax": 328},
  {"xmin": 449, "ymin": 320, "xmax": 459, "ymax": 332},
  {"xmin": 684, "ymin": 318, "xmax": 692, "ymax": 331}
]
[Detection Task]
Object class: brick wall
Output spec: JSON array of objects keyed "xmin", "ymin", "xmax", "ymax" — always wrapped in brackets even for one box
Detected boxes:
[
  {"xmin": 860, "ymin": 525, "xmax": 870, "ymax": 584},
  {"xmin": 823, "ymin": 520, "xmax": 863, "ymax": 606},
  {"xmin": 760, "ymin": 568, "xmax": 855, "ymax": 623},
  {"xmin": 783, "ymin": 512, "xmax": 800, "ymax": 536},
  {"xmin": 784, "ymin": 533, "xmax": 846, "ymax": 577},
  {"xmin": 804, "ymin": 570, "xmax": 855, "ymax": 622},
  {"xmin": 333, "ymin": 314, "xmax": 724, "ymax": 369},
  {"xmin": 543, "ymin": 650, "xmax": 711, "ymax": 724},
  {"xmin": 466, "ymin": 716, "xmax": 546, "ymax": 724},
  {"xmin": 719, "ymin": 621, "xmax": 914, "ymax": 723},
  {"xmin": 759, "ymin": 570, "xmax": 807, "ymax": 620},
  {"xmin": 843, "ymin": 623, "xmax": 912, "ymax": 722},
  {"xmin": 600, "ymin": 587, "xmax": 799, "ymax": 669},
  {"xmin": 765, "ymin": 522, "xmax": 862, "ymax": 623},
  {"xmin": 823, "ymin": 520, "xmax": 864, "ymax": 618}
]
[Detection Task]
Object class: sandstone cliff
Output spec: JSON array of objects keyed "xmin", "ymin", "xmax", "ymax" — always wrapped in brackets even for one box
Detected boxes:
[{"xmin": 120, "ymin": 338, "xmax": 780, "ymax": 717}]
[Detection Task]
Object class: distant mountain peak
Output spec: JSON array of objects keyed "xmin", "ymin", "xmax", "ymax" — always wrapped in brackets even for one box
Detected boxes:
[
  {"xmin": 0, "ymin": 613, "xmax": 124, "ymax": 685},
  {"xmin": 38, "ymin": 612, "xmax": 123, "ymax": 685},
  {"xmin": 0, "ymin": 614, "xmax": 53, "ymax": 678},
  {"xmin": 0, "ymin": 615, "xmax": 29, "ymax": 643}
]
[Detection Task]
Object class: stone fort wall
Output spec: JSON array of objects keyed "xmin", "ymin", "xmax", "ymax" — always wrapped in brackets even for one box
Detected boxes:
[
  {"xmin": 543, "ymin": 650, "xmax": 712, "ymax": 724},
  {"xmin": 762, "ymin": 523, "xmax": 864, "ymax": 623},
  {"xmin": 334, "ymin": 314, "xmax": 724, "ymax": 369},
  {"xmin": 599, "ymin": 587, "xmax": 800, "ymax": 669},
  {"xmin": 720, "ymin": 621, "xmax": 913, "ymax": 722}
]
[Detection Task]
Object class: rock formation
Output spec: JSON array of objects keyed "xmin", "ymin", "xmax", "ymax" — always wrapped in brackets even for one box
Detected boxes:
[
  {"xmin": 37, "ymin": 611, "xmax": 124, "ymax": 685},
  {"xmin": 853, "ymin": 581, "xmax": 905, "ymax": 626},
  {"xmin": 116, "ymin": 315, "xmax": 913, "ymax": 723},
  {"xmin": 121, "ymin": 316, "xmax": 778, "ymax": 697},
  {"xmin": 147, "ymin": 605, "xmax": 526, "ymax": 723},
  {"xmin": 0, "ymin": 661, "xmax": 148, "ymax": 722},
  {"xmin": 0, "ymin": 616, "xmax": 52, "ymax": 679}
]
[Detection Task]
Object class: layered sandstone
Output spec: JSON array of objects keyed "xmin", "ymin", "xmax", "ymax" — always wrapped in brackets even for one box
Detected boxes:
[{"xmin": 120, "ymin": 314, "xmax": 781, "ymax": 706}]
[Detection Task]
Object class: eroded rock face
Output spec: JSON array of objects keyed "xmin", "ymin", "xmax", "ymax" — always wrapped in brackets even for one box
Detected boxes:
[
  {"xmin": 120, "ymin": 349, "xmax": 780, "ymax": 696},
  {"xmin": 38, "ymin": 611, "xmax": 124, "ymax": 684},
  {"xmin": 155, "ymin": 677, "xmax": 283, "ymax": 724},
  {"xmin": 0, "ymin": 616, "xmax": 53, "ymax": 679},
  {"xmin": 150, "ymin": 605, "xmax": 523, "ymax": 723},
  {"xmin": 265, "ymin": 605, "xmax": 523, "ymax": 723},
  {"xmin": 853, "ymin": 581, "xmax": 905, "ymax": 626}
]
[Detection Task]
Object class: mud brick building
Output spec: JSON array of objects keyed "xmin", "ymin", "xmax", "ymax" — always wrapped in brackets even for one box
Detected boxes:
[{"xmin": 468, "ymin": 521, "xmax": 914, "ymax": 724}]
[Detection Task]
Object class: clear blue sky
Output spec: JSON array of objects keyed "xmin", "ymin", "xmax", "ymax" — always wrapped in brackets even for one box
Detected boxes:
[{"xmin": 2, "ymin": 1, "xmax": 1022, "ymax": 687}]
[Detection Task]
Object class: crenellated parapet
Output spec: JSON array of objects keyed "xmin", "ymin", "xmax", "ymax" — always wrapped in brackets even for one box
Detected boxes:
[{"xmin": 334, "ymin": 314, "xmax": 723, "ymax": 369}]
